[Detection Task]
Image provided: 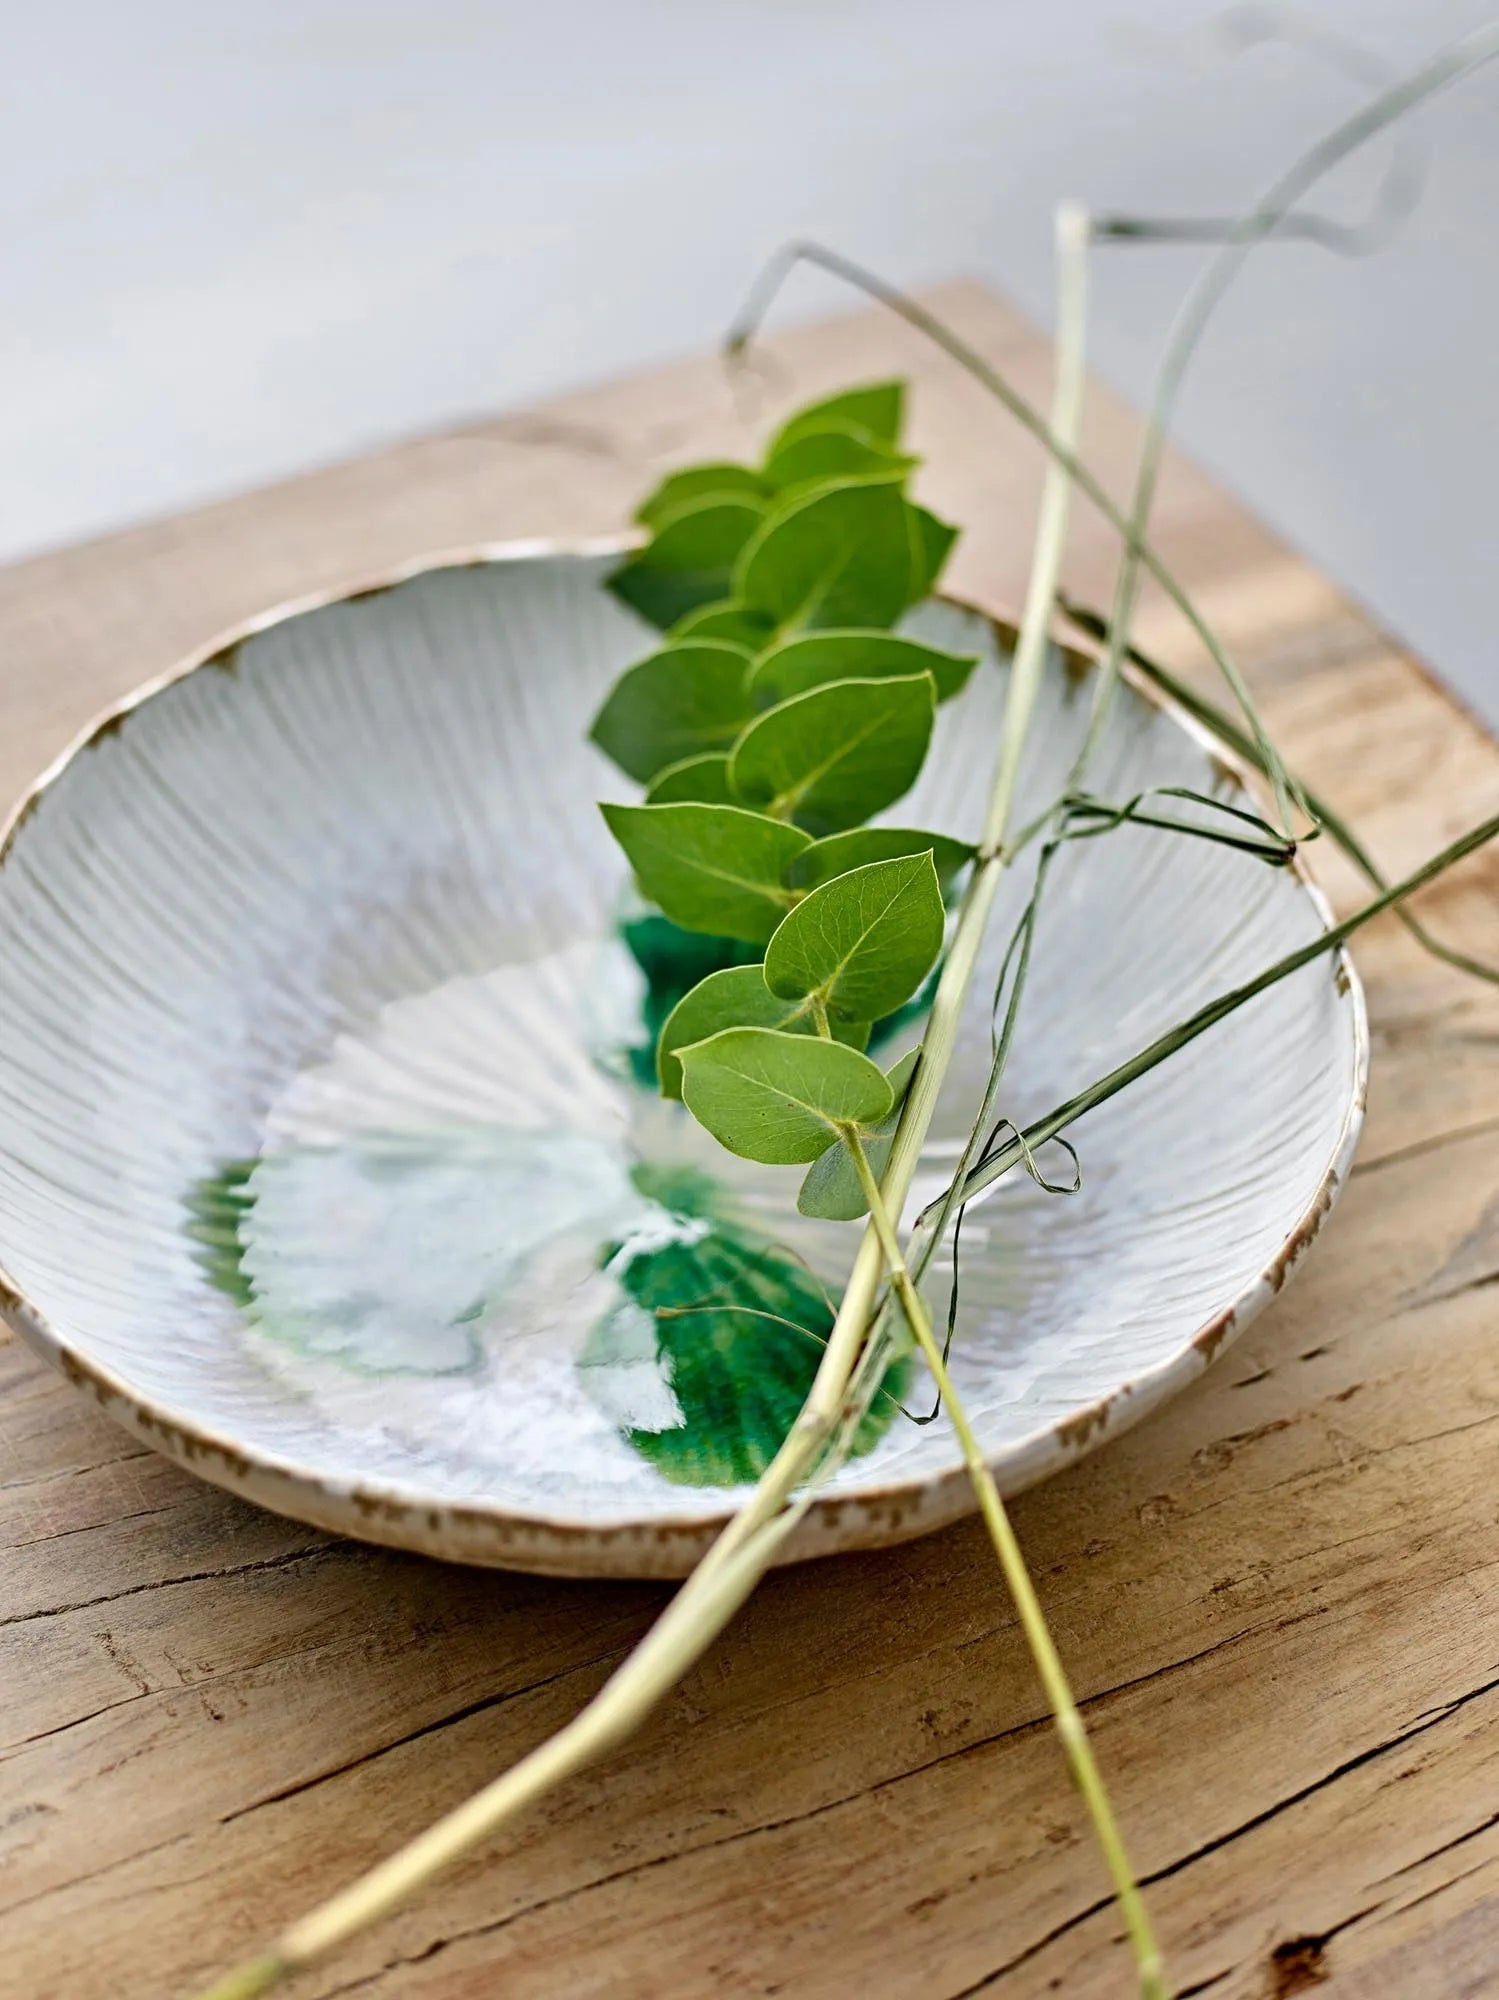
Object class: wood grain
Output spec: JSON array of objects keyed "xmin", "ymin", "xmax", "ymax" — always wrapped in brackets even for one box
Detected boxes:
[{"xmin": 1, "ymin": 283, "xmax": 1497, "ymax": 2000}]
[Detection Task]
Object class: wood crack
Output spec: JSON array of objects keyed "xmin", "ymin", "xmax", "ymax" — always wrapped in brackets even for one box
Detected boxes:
[
  {"xmin": 0, "ymin": 1541, "xmax": 339, "ymax": 1629},
  {"xmin": 1370, "ymin": 1807, "xmax": 1499, "ymax": 1888},
  {"xmin": 6, "ymin": 1497, "xmax": 182, "ymax": 1551},
  {"xmin": 308, "ymin": 1624, "xmax": 1309, "ymax": 1996},
  {"xmin": 1, "ymin": 1688, "xmax": 148, "ymax": 1757},
  {"xmin": 0, "ymin": 1446, "xmax": 152, "ymax": 1496},
  {"xmin": 940, "ymin": 1672, "xmax": 1499, "ymax": 1994},
  {"xmin": 216, "ymin": 1647, "xmax": 628, "ymax": 1828}
]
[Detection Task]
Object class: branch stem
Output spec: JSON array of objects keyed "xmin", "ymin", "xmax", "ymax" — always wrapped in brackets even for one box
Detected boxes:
[{"xmin": 845, "ymin": 1132, "xmax": 1166, "ymax": 2000}]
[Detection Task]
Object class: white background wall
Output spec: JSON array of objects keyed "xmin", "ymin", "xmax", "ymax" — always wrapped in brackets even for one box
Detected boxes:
[{"xmin": 3, "ymin": 1, "xmax": 1496, "ymax": 720}]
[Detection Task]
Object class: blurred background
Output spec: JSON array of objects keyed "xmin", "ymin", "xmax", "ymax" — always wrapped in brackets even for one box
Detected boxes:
[{"xmin": 3, "ymin": 0, "xmax": 1496, "ymax": 721}]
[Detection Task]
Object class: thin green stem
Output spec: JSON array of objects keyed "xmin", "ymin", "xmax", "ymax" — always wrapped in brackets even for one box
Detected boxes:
[
  {"xmin": 985, "ymin": 200, "xmax": 1089, "ymax": 854},
  {"xmin": 1061, "ymin": 598, "xmax": 1499, "ymax": 986},
  {"xmin": 845, "ymin": 1133, "xmax": 1166, "ymax": 2000},
  {"xmin": 929, "ymin": 808, "xmax": 1499, "ymax": 1221},
  {"xmin": 1081, "ymin": 19, "xmax": 1499, "ymax": 823}
]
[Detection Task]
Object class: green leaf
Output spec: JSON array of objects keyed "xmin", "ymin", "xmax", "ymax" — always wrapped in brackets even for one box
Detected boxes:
[
  {"xmin": 747, "ymin": 631, "xmax": 977, "ymax": 709},
  {"xmin": 589, "ymin": 640, "xmax": 752, "ymax": 784},
  {"xmin": 727, "ymin": 673, "xmax": 935, "ymax": 835},
  {"xmin": 909, "ymin": 503, "xmax": 959, "ymax": 599},
  {"xmin": 768, "ymin": 380, "xmax": 906, "ymax": 455},
  {"xmin": 601, "ymin": 801, "xmax": 809, "ymax": 943},
  {"xmin": 609, "ymin": 497, "xmax": 765, "ymax": 630},
  {"xmin": 798, "ymin": 1047, "xmax": 922, "ymax": 1220},
  {"xmin": 635, "ymin": 464, "xmax": 766, "ymax": 530},
  {"xmin": 764, "ymin": 852, "xmax": 945, "ymax": 1020},
  {"xmin": 788, "ymin": 826, "xmax": 975, "ymax": 895},
  {"xmin": 670, "ymin": 600, "xmax": 777, "ymax": 648},
  {"xmin": 734, "ymin": 473, "xmax": 919, "ymax": 632},
  {"xmin": 656, "ymin": 963, "xmax": 867, "ymax": 1098},
  {"xmin": 679, "ymin": 1028, "xmax": 892, "ymax": 1164},
  {"xmin": 645, "ymin": 753, "xmax": 735, "ymax": 805},
  {"xmin": 763, "ymin": 423, "xmax": 913, "ymax": 494}
]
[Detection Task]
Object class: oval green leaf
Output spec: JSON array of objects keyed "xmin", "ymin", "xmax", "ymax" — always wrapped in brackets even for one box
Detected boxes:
[
  {"xmin": 909, "ymin": 503, "xmax": 959, "ymax": 599},
  {"xmin": 601, "ymin": 801, "xmax": 810, "ymax": 944},
  {"xmin": 609, "ymin": 497, "xmax": 765, "ymax": 630},
  {"xmin": 635, "ymin": 464, "xmax": 766, "ymax": 530},
  {"xmin": 763, "ymin": 423, "xmax": 913, "ymax": 495},
  {"xmin": 645, "ymin": 753, "xmax": 736, "ymax": 806},
  {"xmin": 734, "ymin": 473, "xmax": 918, "ymax": 633},
  {"xmin": 767, "ymin": 380, "xmax": 906, "ymax": 455},
  {"xmin": 787, "ymin": 826, "xmax": 975, "ymax": 895},
  {"xmin": 678, "ymin": 1028, "xmax": 893, "ymax": 1165},
  {"xmin": 728, "ymin": 673, "xmax": 935, "ymax": 835},
  {"xmin": 670, "ymin": 600, "xmax": 778, "ymax": 649},
  {"xmin": 656, "ymin": 963, "xmax": 867, "ymax": 1098},
  {"xmin": 764, "ymin": 851, "xmax": 945, "ymax": 1020},
  {"xmin": 590, "ymin": 640, "xmax": 751, "ymax": 784},
  {"xmin": 747, "ymin": 631, "xmax": 977, "ymax": 710},
  {"xmin": 798, "ymin": 1047, "xmax": 923, "ymax": 1219}
]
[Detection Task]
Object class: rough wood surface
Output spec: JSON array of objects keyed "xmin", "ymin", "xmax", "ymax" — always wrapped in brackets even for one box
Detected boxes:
[{"xmin": 2, "ymin": 283, "xmax": 1497, "ymax": 2000}]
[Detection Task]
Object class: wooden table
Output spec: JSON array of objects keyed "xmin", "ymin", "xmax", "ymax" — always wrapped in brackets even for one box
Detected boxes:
[{"xmin": 3, "ymin": 284, "xmax": 1497, "ymax": 2000}]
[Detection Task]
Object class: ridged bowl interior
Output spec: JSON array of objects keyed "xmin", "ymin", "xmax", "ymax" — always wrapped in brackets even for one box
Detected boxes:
[{"xmin": 0, "ymin": 547, "xmax": 1365, "ymax": 1575}]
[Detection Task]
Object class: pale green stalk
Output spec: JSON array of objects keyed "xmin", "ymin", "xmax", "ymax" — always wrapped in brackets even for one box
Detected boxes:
[
  {"xmin": 988, "ymin": 200, "xmax": 1089, "ymax": 851},
  {"xmin": 687, "ymin": 198, "xmax": 1091, "ymax": 1589},
  {"xmin": 846, "ymin": 1132, "xmax": 1166, "ymax": 2000},
  {"xmin": 194, "ymin": 201, "xmax": 1094, "ymax": 2000}
]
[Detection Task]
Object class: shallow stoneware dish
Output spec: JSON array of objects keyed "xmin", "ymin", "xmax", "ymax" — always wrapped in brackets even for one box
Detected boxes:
[{"xmin": 0, "ymin": 542, "xmax": 1367, "ymax": 1578}]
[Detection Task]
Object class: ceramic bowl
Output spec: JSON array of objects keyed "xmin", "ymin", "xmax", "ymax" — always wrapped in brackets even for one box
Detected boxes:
[{"xmin": 0, "ymin": 543, "xmax": 1366, "ymax": 1577}]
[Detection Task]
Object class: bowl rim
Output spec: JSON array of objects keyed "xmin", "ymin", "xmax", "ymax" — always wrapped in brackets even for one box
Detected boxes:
[{"xmin": 0, "ymin": 537, "xmax": 1369, "ymax": 1578}]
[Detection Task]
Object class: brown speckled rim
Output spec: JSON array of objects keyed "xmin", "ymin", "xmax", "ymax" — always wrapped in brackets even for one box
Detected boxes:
[{"xmin": 0, "ymin": 538, "xmax": 1369, "ymax": 1580}]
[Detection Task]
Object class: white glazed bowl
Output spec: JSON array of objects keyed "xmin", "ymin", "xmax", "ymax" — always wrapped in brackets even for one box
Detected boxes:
[{"xmin": 0, "ymin": 544, "xmax": 1366, "ymax": 1577}]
